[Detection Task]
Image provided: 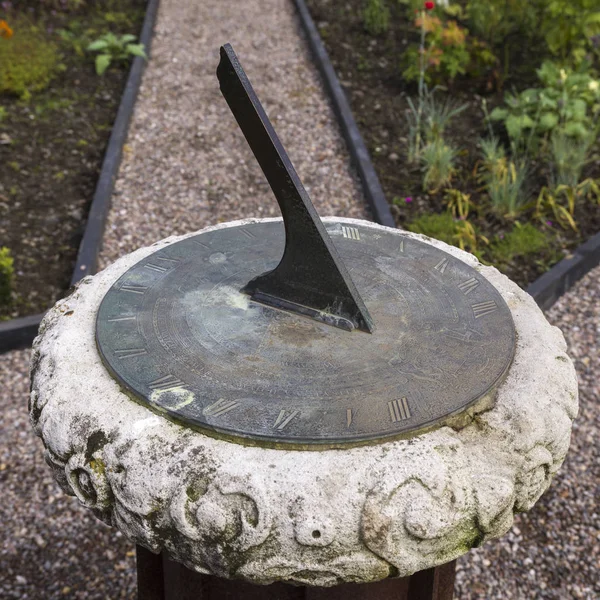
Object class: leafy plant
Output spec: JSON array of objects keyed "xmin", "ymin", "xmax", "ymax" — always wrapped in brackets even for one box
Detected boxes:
[
  {"xmin": 541, "ymin": 0, "xmax": 600, "ymax": 65},
  {"xmin": 402, "ymin": 12, "xmax": 497, "ymax": 87},
  {"xmin": 490, "ymin": 61, "xmax": 600, "ymax": 150},
  {"xmin": 453, "ymin": 219, "xmax": 488, "ymax": 256},
  {"xmin": 0, "ymin": 246, "xmax": 14, "ymax": 307},
  {"xmin": 87, "ymin": 32, "xmax": 146, "ymax": 75},
  {"xmin": 0, "ymin": 18, "xmax": 60, "ymax": 98},
  {"xmin": 363, "ymin": 0, "xmax": 390, "ymax": 35},
  {"xmin": 421, "ymin": 138, "xmax": 457, "ymax": 191}
]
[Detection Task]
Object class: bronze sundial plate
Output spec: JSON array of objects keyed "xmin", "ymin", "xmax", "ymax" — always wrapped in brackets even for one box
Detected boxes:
[{"xmin": 95, "ymin": 221, "xmax": 516, "ymax": 449}]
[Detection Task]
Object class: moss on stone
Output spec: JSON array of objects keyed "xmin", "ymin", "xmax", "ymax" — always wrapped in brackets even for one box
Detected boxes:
[{"xmin": 406, "ymin": 213, "xmax": 458, "ymax": 246}]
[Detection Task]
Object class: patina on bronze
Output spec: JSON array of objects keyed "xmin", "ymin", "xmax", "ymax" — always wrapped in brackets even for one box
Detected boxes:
[{"xmin": 95, "ymin": 44, "xmax": 516, "ymax": 449}]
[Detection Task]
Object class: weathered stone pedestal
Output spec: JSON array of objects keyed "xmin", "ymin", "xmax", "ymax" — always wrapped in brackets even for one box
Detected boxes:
[
  {"xmin": 29, "ymin": 218, "xmax": 579, "ymax": 598},
  {"xmin": 136, "ymin": 545, "xmax": 456, "ymax": 599}
]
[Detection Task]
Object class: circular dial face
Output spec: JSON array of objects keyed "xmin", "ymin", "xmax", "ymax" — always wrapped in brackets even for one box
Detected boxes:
[{"xmin": 96, "ymin": 221, "xmax": 515, "ymax": 448}]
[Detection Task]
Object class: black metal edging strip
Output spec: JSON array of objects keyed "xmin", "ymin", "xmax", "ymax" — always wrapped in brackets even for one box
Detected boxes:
[
  {"xmin": 526, "ymin": 230, "xmax": 600, "ymax": 310},
  {"xmin": 71, "ymin": 0, "xmax": 160, "ymax": 286},
  {"xmin": 292, "ymin": 0, "xmax": 396, "ymax": 228},
  {"xmin": 0, "ymin": 0, "xmax": 160, "ymax": 354}
]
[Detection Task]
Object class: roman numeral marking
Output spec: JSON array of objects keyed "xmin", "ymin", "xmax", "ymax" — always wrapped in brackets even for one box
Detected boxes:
[
  {"xmin": 121, "ymin": 284, "xmax": 148, "ymax": 295},
  {"xmin": 434, "ymin": 258, "xmax": 449, "ymax": 274},
  {"xmin": 273, "ymin": 410, "xmax": 299, "ymax": 431},
  {"xmin": 193, "ymin": 240, "xmax": 211, "ymax": 250},
  {"xmin": 149, "ymin": 374, "xmax": 184, "ymax": 390},
  {"xmin": 144, "ymin": 263, "xmax": 168, "ymax": 273},
  {"xmin": 342, "ymin": 226, "xmax": 361, "ymax": 240},
  {"xmin": 240, "ymin": 228, "xmax": 256, "ymax": 239},
  {"xmin": 154, "ymin": 256, "xmax": 179, "ymax": 263},
  {"xmin": 114, "ymin": 348, "xmax": 147, "ymax": 359},
  {"xmin": 107, "ymin": 315, "xmax": 136, "ymax": 322},
  {"xmin": 388, "ymin": 397, "xmax": 411, "ymax": 423},
  {"xmin": 399, "ymin": 239, "xmax": 404, "ymax": 253},
  {"xmin": 472, "ymin": 300, "xmax": 497, "ymax": 319},
  {"xmin": 204, "ymin": 398, "xmax": 239, "ymax": 417},
  {"xmin": 347, "ymin": 409, "xmax": 353, "ymax": 428},
  {"xmin": 458, "ymin": 277, "xmax": 479, "ymax": 295}
]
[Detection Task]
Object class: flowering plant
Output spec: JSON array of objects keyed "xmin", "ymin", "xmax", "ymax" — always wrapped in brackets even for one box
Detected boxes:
[{"xmin": 0, "ymin": 19, "xmax": 13, "ymax": 39}]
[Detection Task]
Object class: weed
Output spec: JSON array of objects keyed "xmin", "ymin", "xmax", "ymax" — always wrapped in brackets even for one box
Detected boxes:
[
  {"xmin": 421, "ymin": 139, "xmax": 457, "ymax": 191},
  {"xmin": 550, "ymin": 132, "xmax": 593, "ymax": 188},
  {"xmin": 87, "ymin": 32, "xmax": 146, "ymax": 75},
  {"xmin": 363, "ymin": 0, "xmax": 390, "ymax": 36}
]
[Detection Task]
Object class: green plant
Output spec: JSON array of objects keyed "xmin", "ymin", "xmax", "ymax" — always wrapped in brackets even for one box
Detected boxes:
[
  {"xmin": 490, "ymin": 61, "xmax": 600, "ymax": 150},
  {"xmin": 87, "ymin": 32, "xmax": 146, "ymax": 75},
  {"xmin": 406, "ymin": 212, "xmax": 485, "ymax": 256},
  {"xmin": 0, "ymin": 106, "xmax": 6, "ymax": 122},
  {"xmin": 444, "ymin": 188, "xmax": 474, "ymax": 220},
  {"xmin": 488, "ymin": 223, "xmax": 549, "ymax": 266},
  {"xmin": 478, "ymin": 139, "xmax": 530, "ymax": 218},
  {"xmin": 0, "ymin": 19, "xmax": 60, "ymax": 98},
  {"xmin": 406, "ymin": 86, "xmax": 466, "ymax": 162},
  {"xmin": 363, "ymin": 0, "xmax": 390, "ymax": 35},
  {"xmin": 421, "ymin": 138, "xmax": 457, "ymax": 191},
  {"xmin": 402, "ymin": 14, "xmax": 471, "ymax": 86},
  {"xmin": 407, "ymin": 212, "xmax": 457, "ymax": 245},
  {"xmin": 541, "ymin": 0, "xmax": 600, "ymax": 65},
  {"xmin": 536, "ymin": 179, "xmax": 600, "ymax": 230},
  {"xmin": 0, "ymin": 246, "xmax": 14, "ymax": 307},
  {"xmin": 550, "ymin": 131, "xmax": 593, "ymax": 187}
]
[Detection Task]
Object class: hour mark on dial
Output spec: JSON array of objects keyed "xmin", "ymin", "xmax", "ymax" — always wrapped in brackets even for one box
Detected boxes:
[
  {"xmin": 193, "ymin": 240, "xmax": 211, "ymax": 250},
  {"xmin": 472, "ymin": 300, "xmax": 497, "ymax": 318},
  {"xmin": 144, "ymin": 263, "xmax": 168, "ymax": 273},
  {"xmin": 399, "ymin": 239, "xmax": 405, "ymax": 253},
  {"xmin": 149, "ymin": 374, "xmax": 185, "ymax": 390},
  {"xmin": 342, "ymin": 226, "xmax": 361, "ymax": 240},
  {"xmin": 458, "ymin": 277, "xmax": 480, "ymax": 295},
  {"xmin": 155, "ymin": 256, "xmax": 179, "ymax": 263},
  {"xmin": 121, "ymin": 284, "xmax": 148, "ymax": 295},
  {"xmin": 115, "ymin": 348, "xmax": 147, "ymax": 359},
  {"xmin": 388, "ymin": 397, "xmax": 411, "ymax": 422},
  {"xmin": 347, "ymin": 408, "xmax": 353, "ymax": 428},
  {"xmin": 434, "ymin": 258, "xmax": 449, "ymax": 274},
  {"xmin": 273, "ymin": 409, "xmax": 299, "ymax": 431},
  {"xmin": 204, "ymin": 398, "xmax": 239, "ymax": 417},
  {"xmin": 107, "ymin": 314, "xmax": 136, "ymax": 322},
  {"xmin": 240, "ymin": 228, "xmax": 256, "ymax": 239}
]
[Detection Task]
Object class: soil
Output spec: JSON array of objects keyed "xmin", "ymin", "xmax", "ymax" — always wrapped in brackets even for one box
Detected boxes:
[
  {"xmin": 305, "ymin": 0, "xmax": 600, "ymax": 288},
  {"xmin": 0, "ymin": 0, "xmax": 146, "ymax": 320}
]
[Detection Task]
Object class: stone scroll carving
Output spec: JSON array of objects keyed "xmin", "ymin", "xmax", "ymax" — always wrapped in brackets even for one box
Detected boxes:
[{"xmin": 29, "ymin": 218, "xmax": 579, "ymax": 587}]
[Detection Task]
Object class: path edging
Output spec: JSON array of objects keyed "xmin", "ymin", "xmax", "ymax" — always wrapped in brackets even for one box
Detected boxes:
[{"xmin": 0, "ymin": 0, "xmax": 160, "ymax": 354}]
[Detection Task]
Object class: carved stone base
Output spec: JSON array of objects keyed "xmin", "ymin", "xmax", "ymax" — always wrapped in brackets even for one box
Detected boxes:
[
  {"xmin": 136, "ymin": 545, "xmax": 456, "ymax": 600},
  {"xmin": 29, "ymin": 218, "xmax": 578, "ymax": 588}
]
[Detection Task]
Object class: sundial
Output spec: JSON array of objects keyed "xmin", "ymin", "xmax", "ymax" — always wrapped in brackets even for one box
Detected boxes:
[{"xmin": 95, "ymin": 44, "xmax": 516, "ymax": 449}]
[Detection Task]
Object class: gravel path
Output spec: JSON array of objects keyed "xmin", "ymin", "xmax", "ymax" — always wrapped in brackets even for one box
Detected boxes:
[{"xmin": 1, "ymin": 0, "xmax": 598, "ymax": 599}]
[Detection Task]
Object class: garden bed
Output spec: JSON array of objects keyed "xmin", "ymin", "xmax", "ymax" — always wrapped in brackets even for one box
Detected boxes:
[
  {"xmin": 0, "ymin": 0, "xmax": 147, "ymax": 321},
  {"xmin": 305, "ymin": 0, "xmax": 600, "ymax": 288}
]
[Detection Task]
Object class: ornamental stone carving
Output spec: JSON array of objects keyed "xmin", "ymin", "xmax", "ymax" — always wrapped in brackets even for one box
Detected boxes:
[{"xmin": 29, "ymin": 218, "xmax": 578, "ymax": 586}]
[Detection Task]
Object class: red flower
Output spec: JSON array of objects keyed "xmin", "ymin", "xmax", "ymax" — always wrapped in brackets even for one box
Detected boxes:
[{"xmin": 424, "ymin": 1, "xmax": 435, "ymax": 10}]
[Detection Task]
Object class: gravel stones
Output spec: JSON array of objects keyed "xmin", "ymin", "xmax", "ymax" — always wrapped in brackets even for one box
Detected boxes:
[{"xmin": 97, "ymin": 0, "xmax": 367, "ymax": 271}]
